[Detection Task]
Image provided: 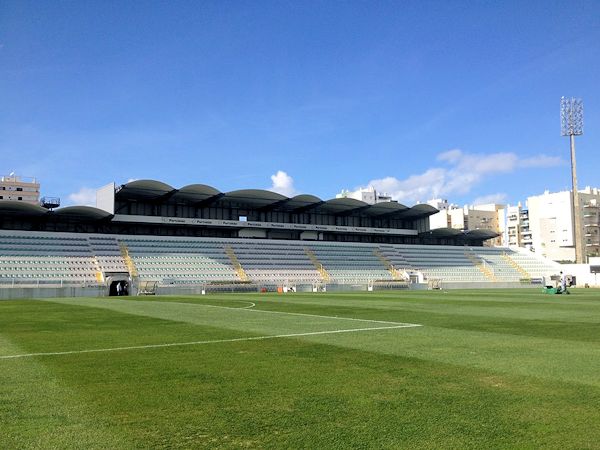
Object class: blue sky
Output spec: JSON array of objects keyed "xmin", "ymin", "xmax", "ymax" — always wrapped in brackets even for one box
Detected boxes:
[{"xmin": 1, "ymin": 0, "xmax": 599, "ymax": 207}]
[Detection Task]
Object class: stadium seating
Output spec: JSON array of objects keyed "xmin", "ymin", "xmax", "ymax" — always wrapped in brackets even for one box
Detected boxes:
[
  {"xmin": 118, "ymin": 236, "xmax": 239, "ymax": 284},
  {"xmin": 393, "ymin": 245, "xmax": 490, "ymax": 282},
  {"xmin": 88, "ymin": 236, "xmax": 129, "ymax": 273},
  {"xmin": 0, "ymin": 230, "xmax": 561, "ymax": 287},
  {"xmin": 308, "ymin": 243, "xmax": 393, "ymax": 283},
  {"xmin": 230, "ymin": 240, "xmax": 321, "ymax": 283},
  {"xmin": 0, "ymin": 231, "xmax": 99, "ymax": 285},
  {"xmin": 474, "ymin": 246, "xmax": 559, "ymax": 279}
]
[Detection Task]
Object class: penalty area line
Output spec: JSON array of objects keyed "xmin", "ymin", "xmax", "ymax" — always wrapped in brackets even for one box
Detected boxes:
[
  {"xmin": 0, "ymin": 323, "xmax": 422, "ymax": 360},
  {"xmin": 153, "ymin": 300, "xmax": 419, "ymax": 327}
]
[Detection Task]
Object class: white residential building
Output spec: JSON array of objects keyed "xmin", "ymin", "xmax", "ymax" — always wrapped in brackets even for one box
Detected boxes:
[
  {"xmin": 427, "ymin": 199, "xmax": 503, "ymax": 246},
  {"xmin": 427, "ymin": 199, "xmax": 452, "ymax": 229},
  {"xmin": 500, "ymin": 203, "xmax": 532, "ymax": 249},
  {"xmin": 336, "ymin": 186, "xmax": 392, "ymax": 205},
  {"xmin": 527, "ymin": 187, "xmax": 600, "ymax": 262}
]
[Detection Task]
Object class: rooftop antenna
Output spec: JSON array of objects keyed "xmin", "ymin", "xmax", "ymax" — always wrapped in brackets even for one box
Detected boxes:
[{"xmin": 560, "ymin": 97, "xmax": 585, "ymax": 263}]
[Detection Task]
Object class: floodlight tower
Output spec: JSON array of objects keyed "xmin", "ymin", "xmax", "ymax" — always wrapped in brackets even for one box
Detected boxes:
[{"xmin": 560, "ymin": 97, "xmax": 585, "ymax": 263}]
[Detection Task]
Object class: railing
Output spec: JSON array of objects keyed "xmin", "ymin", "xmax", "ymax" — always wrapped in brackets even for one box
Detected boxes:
[
  {"xmin": 304, "ymin": 248, "xmax": 331, "ymax": 282},
  {"xmin": 372, "ymin": 248, "xmax": 405, "ymax": 280},
  {"xmin": 0, "ymin": 278, "xmax": 99, "ymax": 287},
  {"xmin": 0, "ymin": 175, "xmax": 37, "ymax": 183},
  {"xmin": 118, "ymin": 242, "xmax": 138, "ymax": 277},
  {"xmin": 501, "ymin": 252, "xmax": 531, "ymax": 278},
  {"xmin": 224, "ymin": 245, "xmax": 249, "ymax": 281},
  {"xmin": 464, "ymin": 249, "xmax": 497, "ymax": 281}
]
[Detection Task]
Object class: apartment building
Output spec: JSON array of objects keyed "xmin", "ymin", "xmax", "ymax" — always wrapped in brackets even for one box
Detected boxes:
[
  {"xmin": 527, "ymin": 187, "xmax": 600, "ymax": 262},
  {"xmin": 0, "ymin": 174, "xmax": 40, "ymax": 205}
]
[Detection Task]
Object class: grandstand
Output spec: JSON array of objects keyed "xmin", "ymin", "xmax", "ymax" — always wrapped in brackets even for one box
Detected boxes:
[{"xmin": 0, "ymin": 179, "xmax": 561, "ymax": 296}]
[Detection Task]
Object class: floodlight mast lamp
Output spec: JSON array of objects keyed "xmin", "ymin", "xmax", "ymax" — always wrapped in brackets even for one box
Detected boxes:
[{"xmin": 561, "ymin": 97, "xmax": 585, "ymax": 263}]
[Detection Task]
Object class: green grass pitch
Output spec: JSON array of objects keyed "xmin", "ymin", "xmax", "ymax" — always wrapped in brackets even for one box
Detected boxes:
[{"xmin": 2, "ymin": 289, "xmax": 600, "ymax": 449}]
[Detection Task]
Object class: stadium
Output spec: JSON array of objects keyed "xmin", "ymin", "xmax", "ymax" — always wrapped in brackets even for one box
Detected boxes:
[
  {"xmin": 7, "ymin": 181, "xmax": 597, "ymax": 448},
  {"xmin": 3, "ymin": 2, "xmax": 600, "ymax": 447},
  {"xmin": 0, "ymin": 179, "xmax": 561, "ymax": 299}
]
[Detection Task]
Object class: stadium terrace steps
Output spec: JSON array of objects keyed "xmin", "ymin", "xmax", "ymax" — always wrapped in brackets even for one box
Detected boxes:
[
  {"xmin": 234, "ymin": 242, "xmax": 321, "ymax": 283},
  {"xmin": 474, "ymin": 247, "xmax": 560, "ymax": 279},
  {"xmin": 0, "ymin": 230, "xmax": 561, "ymax": 286},
  {"xmin": 501, "ymin": 252, "xmax": 531, "ymax": 278},
  {"xmin": 303, "ymin": 247, "xmax": 331, "ymax": 282},
  {"xmin": 87, "ymin": 236, "xmax": 130, "ymax": 275},
  {"xmin": 373, "ymin": 248, "xmax": 405, "ymax": 281},
  {"xmin": 464, "ymin": 249, "xmax": 497, "ymax": 282},
  {"xmin": 117, "ymin": 237, "xmax": 239, "ymax": 285},
  {"xmin": 224, "ymin": 245, "xmax": 249, "ymax": 282},
  {"xmin": 392, "ymin": 245, "xmax": 495, "ymax": 283},
  {"xmin": 308, "ymin": 244, "xmax": 392, "ymax": 283}
]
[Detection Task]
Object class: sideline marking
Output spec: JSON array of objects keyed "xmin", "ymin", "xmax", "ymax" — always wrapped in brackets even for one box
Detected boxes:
[{"xmin": 0, "ymin": 323, "xmax": 421, "ymax": 360}]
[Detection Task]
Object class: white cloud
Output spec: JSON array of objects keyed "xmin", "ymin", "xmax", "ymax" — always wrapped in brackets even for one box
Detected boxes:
[
  {"xmin": 364, "ymin": 149, "xmax": 564, "ymax": 204},
  {"xmin": 519, "ymin": 155, "xmax": 563, "ymax": 168},
  {"xmin": 269, "ymin": 170, "xmax": 297, "ymax": 197},
  {"xmin": 67, "ymin": 187, "xmax": 96, "ymax": 206},
  {"xmin": 471, "ymin": 193, "xmax": 508, "ymax": 206},
  {"xmin": 436, "ymin": 148, "xmax": 463, "ymax": 164},
  {"xmin": 370, "ymin": 169, "xmax": 446, "ymax": 203}
]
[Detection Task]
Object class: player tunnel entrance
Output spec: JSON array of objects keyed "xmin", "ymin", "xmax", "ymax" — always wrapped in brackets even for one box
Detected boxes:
[{"xmin": 105, "ymin": 274, "xmax": 131, "ymax": 296}]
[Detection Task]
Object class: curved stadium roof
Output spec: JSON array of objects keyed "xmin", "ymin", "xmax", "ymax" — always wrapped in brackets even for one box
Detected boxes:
[
  {"xmin": 317, "ymin": 197, "xmax": 369, "ymax": 213},
  {"xmin": 462, "ymin": 229, "xmax": 500, "ymax": 241},
  {"xmin": 116, "ymin": 179, "xmax": 176, "ymax": 200},
  {"xmin": 0, "ymin": 201, "xmax": 113, "ymax": 221},
  {"xmin": 112, "ymin": 180, "xmax": 440, "ymax": 218},
  {"xmin": 280, "ymin": 194, "xmax": 323, "ymax": 210},
  {"xmin": 0, "ymin": 180, "xmax": 444, "ymax": 228},
  {"xmin": 170, "ymin": 184, "xmax": 222, "ymax": 203},
  {"xmin": 0, "ymin": 200, "xmax": 49, "ymax": 216},
  {"xmin": 222, "ymin": 189, "xmax": 288, "ymax": 207},
  {"xmin": 52, "ymin": 206, "xmax": 113, "ymax": 220},
  {"xmin": 420, "ymin": 228, "xmax": 500, "ymax": 240}
]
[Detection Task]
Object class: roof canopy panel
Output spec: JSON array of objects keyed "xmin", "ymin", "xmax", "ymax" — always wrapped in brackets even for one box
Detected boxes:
[
  {"xmin": 52, "ymin": 206, "xmax": 113, "ymax": 220},
  {"xmin": 398, "ymin": 204, "xmax": 439, "ymax": 219},
  {"xmin": 171, "ymin": 184, "xmax": 222, "ymax": 203},
  {"xmin": 419, "ymin": 227, "xmax": 499, "ymax": 242},
  {"xmin": 0, "ymin": 201, "xmax": 48, "ymax": 216},
  {"xmin": 222, "ymin": 189, "xmax": 288, "ymax": 207},
  {"xmin": 363, "ymin": 201, "xmax": 409, "ymax": 216},
  {"xmin": 317, "ymin": 198, "xmax": 368, "ymax": 213},
  {"xmin": 116, "ymin": 179, "xmax": 176, "ymax": 200},
  {"xmin": 419, "ymin": 228, "xmax": 464, "ymax": 238},
  {"xmin": 462, "ymin": 229, "xmax": 500, "ymax": 241},
  {"xmin": 280, "ymin": 194, "xmax": 323, "ymax": 210}
]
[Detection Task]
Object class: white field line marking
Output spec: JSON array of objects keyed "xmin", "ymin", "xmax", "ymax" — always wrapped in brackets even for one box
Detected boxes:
[
  {"xmin": 146, "ymin": 299, "xmax": 419, "ymax": 327},
  {"xmin": 0, "ymin": 324, "xmax": 421, "ymax": 360},
  {"xmin": 163, "ymin": 300, "xmax": 256, "ymax": 310}
]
